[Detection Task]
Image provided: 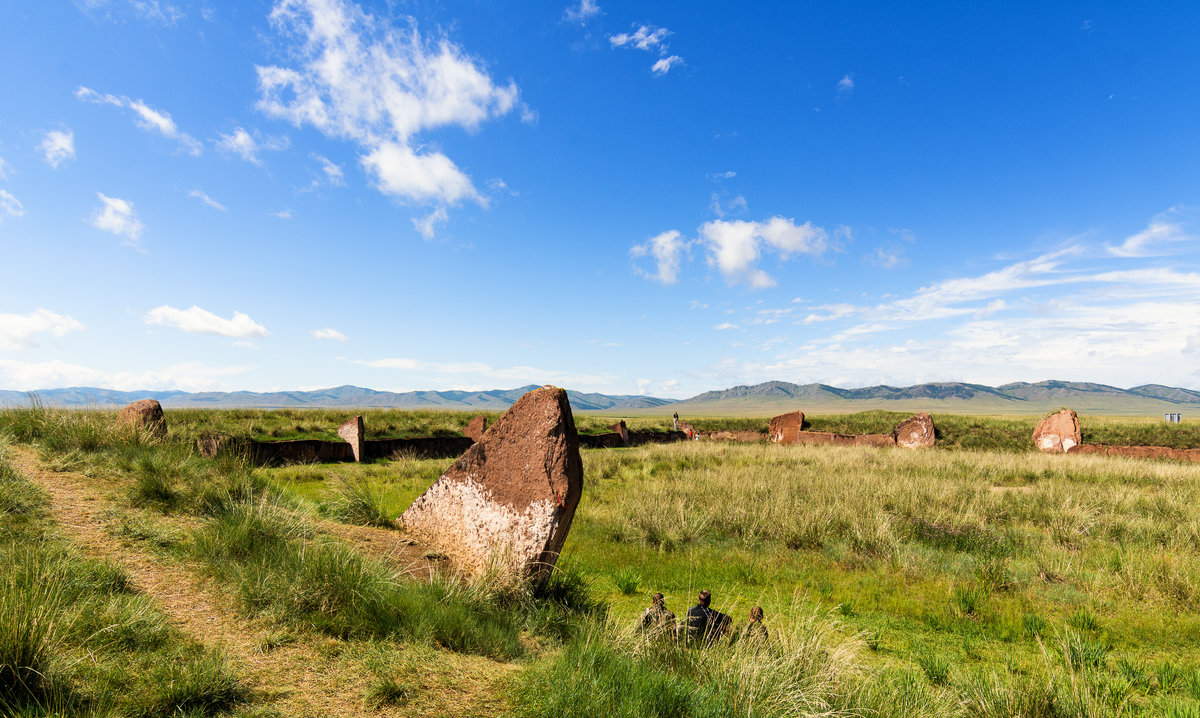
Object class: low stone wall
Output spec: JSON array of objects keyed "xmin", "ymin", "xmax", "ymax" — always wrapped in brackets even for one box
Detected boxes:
[
  {"xmin": 197, "ymin": 435, "xmax": 474, "ymax": 465},
  {"xmin": 200, "ymin": 430, "xmax": 685, "ymax": 464},
  {"xmin": 1068, "ymin": 444, "xmax": 1200, "ymax": 462}
]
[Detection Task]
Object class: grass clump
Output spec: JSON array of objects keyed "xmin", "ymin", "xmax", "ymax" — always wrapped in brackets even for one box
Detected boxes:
[{"xmin": 322, "ymin": 477, "xmax": 395, "ymax": 528}]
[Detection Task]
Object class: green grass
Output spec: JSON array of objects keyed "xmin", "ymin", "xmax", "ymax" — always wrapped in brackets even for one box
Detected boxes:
[
  {"xmin": 9, "ymin": 405, "xmax": 1200, "ymax": 715},
  {"xmin": 0, "ymin": 448, "xmax": 249, "ymax": 717}
]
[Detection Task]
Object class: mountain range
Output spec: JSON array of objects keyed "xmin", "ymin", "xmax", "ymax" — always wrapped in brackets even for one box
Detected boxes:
[{"xmin": 2, "ymin": 380, "xmax": 1200, "ymax": 416}]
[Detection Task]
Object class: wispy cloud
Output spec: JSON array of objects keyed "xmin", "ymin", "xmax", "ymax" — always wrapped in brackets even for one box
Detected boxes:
[
  {"xmin": 215, "ymin": 127, "xmax": 288, "ymax": 166},
  {"xmin": 348, "ymin": 356, "xmax": 610, "ymax": 389},
  {"xmin": 145, "ymin": 305, "xmax": 268, "ymax": 339},
  {"xmin": 412, "ymin": 207, "xmax": 448, "ymax": 240},
  {"xmin": 563, "ymin": 0, "xmax": 600, "ymax": 24},
  {"xmin": 270, "ymin": 209, "xmax": 293, "ymax": 220},
  {"xmin": 651, "ymin": 55, "xmax": 683, "ymax": 76},
  {"xmin": 609, "ymin": 23, "xmax": 684, "ymax": 75},
  {"xmin": 77, "ymin": 86, "xmax": 202, "ymax": 155},
  {"xmin": 311, "ymin": 153, "xmax": 345, "ymax": 186},
  {"xmin": 1106, "ymin": 209, "xmax": 1194, "ymax": 257},
  {"xmin": 0, "ymin": 190, "xmax": 23, "ymax": 223},
  {"xmin": 837, "ymin": 74, "xmax": 854, "ymax": 93},
  {"xmin": 0, "ymin": 359, "xmax": 253, "ymax": 393},
  {"xmin": 188, "ymin": 189, "xmax": 226, "ymax": 211},
  {"xmin": 0, "ymin": 309, "xmax": 85, "ymax": 350},
  {"xmin": 311, "ymin": 327, "xmax": 348, "ymax": 342},
  {"xmin": 90, "ymin": 193, "xmax": 144, "ymax": 247},
  {"xmin": 39, "ymin": 129, "xmax": 76, "ymax": 168},
  {"xmin": 76, "ymin": 0, "xmax": 185, "ymax": 26}
]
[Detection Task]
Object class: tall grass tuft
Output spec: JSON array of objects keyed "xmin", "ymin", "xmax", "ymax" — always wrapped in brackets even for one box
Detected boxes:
[{"xmin": 324, "ymin": 476, "xmax": 395, "ymax": 528}]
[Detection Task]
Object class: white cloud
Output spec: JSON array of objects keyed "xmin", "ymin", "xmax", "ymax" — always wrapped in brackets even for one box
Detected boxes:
[
  {"xmin": 0, "ymin": 309, "xmax": 84, "ymax": 350},
  {"xmin": 866, "ymin": 246, "xmax": 906, "ymax": 268},
  {"xmin": 630, "ymin": 229, "xmax": 686, "ymax": 284},
  {"xmin": 77, "ymin": 86, "xmax": 202, "ymax": 155},
  {"xmin": 363, "ymin": 142, "xmax": 479, "ymax": 205},
  {"xmin": 0, "ymin": 155, "xmax": 10, "ymax": 180},
  {"xmin": 188, "ymin": 189, "xmax": 226, "ymax": 211},
  {"xmin": 311, "ymin": 327, "xmax": 348, "ymax": 341},
  {"xmin": 698, "ymin": 217, "xmax": 831, "ymax": 288},
  {"xmin": 255, "ymin": 0, "xmax": 518, "ymax": 224},
  {"xmin": 651, "ymin": 55, "xmax": 683, "ymax": 76},
  {"xmin": 311, "ymin": 153, "xmax": 345, "ymax": 186},
  {"xmin": 145, "ymin": 305, "xmax": 268, "ymax": 339},
  {"xmin": 39, "ymin": 130, "xmax": 76, "ymax": 168},
  {"xmin": 610, "ymin": 24, "xmax": 670, "ymax": 51},
  {"xmin": 1107, "ymin": 210, "xmax": 1194, "ymax": 257},
  {"xmin": 0, "ymin": 359, "xmax": 252, "ymax": 393},
  {"xmin": 0, "ymin": 190, "xmax": 24, "ymax": 223},
  {"xmin": 412, "ymin": 206, "xmax": 448, "ymax": 240},
  {"xmin": 90, "ymin": 193, "xmax": 144, "ymax": 246},
  {"xmin": 564, "ymin": 0, "xmax": 600, "ymax": 24},
  {"xmin": 270, "ymin": 209, "xmax": 293, "ymax": 219},
  {"xmin": 215, "ymin": 127, "xmax": 288, "ymax": 166},
  {"xmin": 714, "ymin": 322, "xmax": 738, "ymax": 330},
  {"xmin": 709, "ymin": 170, "xmax": 736, "ymax": 180},
  {"xmin": 837, "ymin": 74, "xmax": 854, "ymax": 93}
]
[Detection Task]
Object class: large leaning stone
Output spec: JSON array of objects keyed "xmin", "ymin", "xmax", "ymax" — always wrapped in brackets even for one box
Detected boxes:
[
  {"xmin": 768, "ymin": 411, "xmax": 805, "ymax": 443},
  {"xmin": 1033, "ymin": 409, "xmax": 1081, "ymax": 453},
  {"xmin": 893, "ymin": 412, "xmax": 935, "ymax": 449},
  {"xmin": 464, "ymin": 415, "xmax": 488, "ymax": 442},
  {"xmin": 118, "ymin": 399, "xmax": 166, "ymax": 439},
  {"xmin": 338, "ymin": 416, "xmax": 365, "ymax": 462},
  {"xmin": 398, "ymin": 386, "xmax": 583, "ymax": 588}
]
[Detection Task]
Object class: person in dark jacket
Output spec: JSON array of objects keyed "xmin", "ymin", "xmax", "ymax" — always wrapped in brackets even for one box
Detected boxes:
[{"xmin": 682, "ymin": 590, "xmax": 731, "ymax": 644}]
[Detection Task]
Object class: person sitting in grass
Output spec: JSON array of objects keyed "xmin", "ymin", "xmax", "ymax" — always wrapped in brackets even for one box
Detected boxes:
[
  {"xmin": 742, "ymin": 606, "xmax": 768, "ymax": 644},
  {"xmin": 640, "ymin": 592, "xmax": 676, "ymax": 635},
  {"xmin": 682, "ymin": 590, "xmax": 731, "ymax": 644}
]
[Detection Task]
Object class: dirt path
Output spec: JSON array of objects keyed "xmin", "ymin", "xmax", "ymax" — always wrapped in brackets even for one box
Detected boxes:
[{"xmin": 8, "ymin": 446, "xmax": 505, "ymax": 717}]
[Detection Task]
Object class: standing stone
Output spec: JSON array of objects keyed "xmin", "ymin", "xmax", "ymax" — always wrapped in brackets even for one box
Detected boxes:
[
  {"xmin": 398, "ymin": 386, "xmax": 583, "ymax": 588},
  {"xmin": 464, "ymin": 415, "xmax": 488, "ymax": 442},
  {"xmin": 1033, "ymin": 409, "xmax": 1082, "ymax": 453},
  {"xmin": 607, "ymin": 420, "xmax": 629, "ymax": 445},
  {"xmin": 893, "ymin": 412, "xmax": 936, "ymax": 449},
  {"xmin": 117, "ymin": 399, "xmax": 167, "ymax": 439},
  {"xmin": 768, "ymin": 411, "xmax": 806, "ymax": 443},
  {"xmin": 338, "ymin": 416, "xmax": 365, "ymax": 462}
]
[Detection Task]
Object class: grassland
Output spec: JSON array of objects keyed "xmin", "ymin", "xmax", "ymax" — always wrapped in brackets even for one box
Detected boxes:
[{"xmin": 3, "ymin": 405, "xmax": 1200, "ymax": 716}]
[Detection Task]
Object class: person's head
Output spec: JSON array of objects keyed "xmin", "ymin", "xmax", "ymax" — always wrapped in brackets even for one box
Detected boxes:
[
  {"xmin": 698, "ymin": 590, "xmax": 711, "ymax": 607},
  {"xmin": 651, "ymin": 592, "xmax": 664, "ymax": 607},
  {"xmin": 750, "ymin": 606, "xmax": 763, "ymax": 622}
]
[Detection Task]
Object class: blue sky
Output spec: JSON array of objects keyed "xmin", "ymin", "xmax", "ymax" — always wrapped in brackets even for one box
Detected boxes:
[{"xmin": 2, "ymin": 0, "xmax": 1199, "ymax": 398}]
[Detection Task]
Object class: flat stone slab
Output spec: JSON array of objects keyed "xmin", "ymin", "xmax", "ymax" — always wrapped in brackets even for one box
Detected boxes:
[
  {"xmin": 1034, "ymin": 409, "xmax": 1081, "ymax": 453},
  {"xmin": 338, "ymin": 416, "xmax": 365, "ymax": 462},
  {"xmin": 398, "ymin": 386, "xmax": 583, "ymax": 588},
  {"xmin": 893, "ymin": 412, "xmax": 935, "ymax": 449},
  {"xmin": 464, "ymin": 415, "xmax": 487, "ymax": 442},
  {"xmin": 768, "ymin": 411, "xmax": 805, "ymax": 443}
]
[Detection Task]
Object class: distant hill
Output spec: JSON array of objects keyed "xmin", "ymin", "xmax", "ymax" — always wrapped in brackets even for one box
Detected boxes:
[
  {"xmin": 0, "ymin": 384, "xmax": 673, "ymax": 412},
  {"xmin": 667, "ymin": 380, "xmax": 1200, "ymax": 417},
  {"xmin": 2, "ymin": 379, "xmax": 1198, "ymax": 416}
]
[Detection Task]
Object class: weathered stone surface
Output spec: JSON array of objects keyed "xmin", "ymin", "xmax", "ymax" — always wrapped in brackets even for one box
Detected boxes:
[
  {"xmin": 893, "ymin": 412, "xmax": 935, "ymax": 449},
  {"xmin": 398, "ymin": 386, "xmax": 583, "ymax": 588},
  {"xmin": 196, "ymin": 434, "xmax": 242, "ymax": 459},
  {"xmin": 768, "ymin": 411, "xmax": 805, "ymax": 443},
  {"xmin": 118, "ymin": 399, "xmax": 166, "ymax": 438},
  {"xmin": 678, "ymin": 422, "xmax": 695, "ymax": 438},
  {"xmin": 338, "ymin": 416, "xmax": 365, "ymax": 462},
  {"xmin": 1033, "ymin": 409, "xmax": 1081, "ymax": 453},
  {"xmin": 464, "ymin": 416, "xmax": 487, "ymax": 442},
  {"xmin": 607, "ymin": 420, "xmax": 629, "ymax": 445}
]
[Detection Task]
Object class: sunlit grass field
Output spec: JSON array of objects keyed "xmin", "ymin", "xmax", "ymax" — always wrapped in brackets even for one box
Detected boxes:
[{"xmin": 4, "ymin": 404, "xmax": 1200, "ymax": 716}]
